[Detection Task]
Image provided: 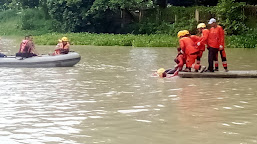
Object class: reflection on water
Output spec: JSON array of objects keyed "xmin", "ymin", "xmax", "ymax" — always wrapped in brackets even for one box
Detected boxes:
[{"xmin": 0, "ymin": 38, "xmax": 257, "ymax": 144}]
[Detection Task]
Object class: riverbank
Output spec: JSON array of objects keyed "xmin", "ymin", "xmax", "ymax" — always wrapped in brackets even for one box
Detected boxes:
[
  {"xmin": 34, "ymin": 33, "xmax": 178, "ymax": 47},
  {"xmin": 2, "ymin": 32, "xmax": 257, "ymax": 48},
  {"xmin": 33, "ymin": 33, "xmax": 257, "ymax": 48}
]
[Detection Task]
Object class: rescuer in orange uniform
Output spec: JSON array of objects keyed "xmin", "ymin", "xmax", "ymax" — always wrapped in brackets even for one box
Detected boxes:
[
  {"xmin": 207, "ymin": 18, "xmax": 228, "ymax": 72},
  {"xmin": 189, "ymin": 23, "xmax": 209, "ymax": 72},
  {"xmin": 196, "ymin": 23, "xmax": 209, "ymax": 64},
  {"xmin": 156, "ymin": 30, "xmax": 206, "ymax": 78},
  {"xmin": 156, "ymin": 48, "xmax": 185, "ymax": 78},
  {"xmin": 178, "ymin": 30, "xmax": 202, "ymax": 72},
  {"xmin": 165, "ymin": 47, "xmax": 186, "ymax": 74},
  {"xmin": 187, "ymin": 34, "xmax": 200, "ymax": 72},
  {"xmin": 54, "ymin": 37, "xmax": 70, "ymax": 55}
]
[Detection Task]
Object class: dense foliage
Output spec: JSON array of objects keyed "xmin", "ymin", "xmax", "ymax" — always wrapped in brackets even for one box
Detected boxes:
[
  {"xmin": 0, "ymin": 0, "xmax": 257, "ymax": 48},
  {"xmin": 0, "ymin": 0, "xmax": 255, "ymax": 34},
  {"xmin": 167, "ymin": 0, "xmax": 257, "ymax": 6},
  {"xmin": 215, "ymin": 0, "xmax": 247, "ymax": 35}
]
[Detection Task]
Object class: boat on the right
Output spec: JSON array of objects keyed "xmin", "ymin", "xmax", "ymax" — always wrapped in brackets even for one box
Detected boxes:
[{"xmin": 178, "ymin": 70, "xmax": 257, "ymax": 78}]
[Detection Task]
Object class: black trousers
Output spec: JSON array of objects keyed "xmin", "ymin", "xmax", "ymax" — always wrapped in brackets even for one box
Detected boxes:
[
  {"xmin": 208, "ymin": 47, "xmax": 219, "ymax": 71},
  {"xmin": 165, "ymin": 68, "xmax": 177, "ymax": 74},
  {"xmin": 217, "ymin": 50, "xmax": 227, "ymax": 62},
  {"xmin": 0, "ymin": 53, "xmax": 6, "ymax": 57},
  {"xmin": 16, "ymin": 53, "xmax": 37, "ymax": 58}
]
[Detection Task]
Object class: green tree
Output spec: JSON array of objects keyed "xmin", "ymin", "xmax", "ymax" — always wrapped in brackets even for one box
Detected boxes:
[
  {"xmin": 19, "ymin": 0, "xmax": 39, "ymax": 8},
  {"xmin": 236, "ymin": 0, "xmax": 257, "ymax": 5},
  {"xmin": 47, "ymin": 0, "xmax": 94, "ymax": 32},
  {"xmin": 47, "ymin": 0, "xmax": 153, "ymax": 33},
  {"xmin": 85, "ymin": 0, "xmax": 153, "ymax": 33},
  {"xmin": 0, "ymin": 0, "xmax": 41, "ymax": 10},
  {"xmin": 215, "ymin": 0, "xmax": 246, "ymax": 35},
  {"xmin": 0, "ymin": 0, "xmax": 19, "ymax": 10}
]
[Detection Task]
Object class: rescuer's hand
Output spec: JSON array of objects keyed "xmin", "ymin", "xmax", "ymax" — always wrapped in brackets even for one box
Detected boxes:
[{"xmin": 219, "ymin": 45, "xmax": 224, "ymax": 50}]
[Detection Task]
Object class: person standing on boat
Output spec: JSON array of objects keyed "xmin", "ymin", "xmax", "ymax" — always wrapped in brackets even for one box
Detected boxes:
[
  {"xmin": 207, "ymin": 18, "xmax": 228, "ymax": 72},
  {"xmin": 54, "ymin": 37, "xmax": 70, "ymax": 55},
  {"xmin": 195, "ymin": 23, "xmax": 209, "ymax": 65}
]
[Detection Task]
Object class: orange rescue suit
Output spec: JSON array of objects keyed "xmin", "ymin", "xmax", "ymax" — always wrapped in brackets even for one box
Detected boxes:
[
  {"xmin": 174, "ymin": 53, "xmax": 185, "ymax": 71},
  {"xmin": 179, "ymin": 37, "xmax": 199, "ymax": 55},
  {"xmin": 207, "ymin": 25, "xmax": 224, "ymax": 49},
  {"xmin": 179, "ymin": 37, "xmax": 199, "ymax": 68},
  {"xmin": 198, "ymin": 29, "xmax": 209, "ymax": 51},
  {"xmin": 190, "ymin": 35, "xmax": 200, "ymax": 43}
]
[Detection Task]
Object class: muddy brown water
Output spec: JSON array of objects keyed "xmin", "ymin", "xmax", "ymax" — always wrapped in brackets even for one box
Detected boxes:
[{"xmin": 0, "ymin": 38, "xmax": 257, "ymax": 144}]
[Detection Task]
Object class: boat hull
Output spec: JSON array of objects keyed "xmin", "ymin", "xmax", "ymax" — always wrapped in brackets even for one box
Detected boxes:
[
  {"xmin": 178, "ymin": 71, "xmax": 257, "ymax": 78},
  {"xmin": 0, "ymin": 52, "xmax": 81, "ymax": 67}
]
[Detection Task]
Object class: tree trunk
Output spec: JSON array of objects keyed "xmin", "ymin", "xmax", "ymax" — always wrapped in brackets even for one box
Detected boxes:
[{"xmin": 195, "ymin": 9, "xmax": 199, "ymax": 23}]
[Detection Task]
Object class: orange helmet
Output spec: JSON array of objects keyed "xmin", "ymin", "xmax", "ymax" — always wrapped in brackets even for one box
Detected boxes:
[
  {"xmin": 197, "ymin": 23, "xmax": 206, "ymax": 29},
  {"xmin": 157, "ymin": 68, "xmax": 166, "ymax": 77},
  {"xmin": 183, "ymin": 30, "xmax": 190, "ymax": 35},
  {"xmin": 61, "ymin": 37, "xmax": 69, "ymax": 42},
  {"xmin": 177, "ymin": 31, "xmax": 185, "ymax": 38}
]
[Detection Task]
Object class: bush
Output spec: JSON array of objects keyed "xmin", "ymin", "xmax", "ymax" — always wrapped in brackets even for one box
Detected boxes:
[
  {"xmin": 215, "ymin": 0, "xmax": 247, "ymax": 35},
  {"xmin": 226, "ymin": 29, "xmax": 257, "ymax": 48},
  {"xmin": 34, "ymin": 33, "xmax": 178, "ymax": 47},
  {"xmin": 0, "ymin": 10, "xmax": 18, "ymax": 22},
  {"xmin": 20, "ymin": 8, "xmax": 53, "ymax": 34}
]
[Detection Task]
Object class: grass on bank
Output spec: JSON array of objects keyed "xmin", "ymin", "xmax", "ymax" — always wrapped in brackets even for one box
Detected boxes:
[
  {"xmin": 34, "ymin": 32, "xmax": 257, "ymax": 48},
  {"xmin": 34, "ymin": 33, "xmax": 179, "ymax": 47}
]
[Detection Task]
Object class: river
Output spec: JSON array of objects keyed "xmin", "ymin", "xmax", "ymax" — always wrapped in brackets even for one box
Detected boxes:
[{"xmin": 0, "ymin": 38, "xmax": 257, "ymax": 144}]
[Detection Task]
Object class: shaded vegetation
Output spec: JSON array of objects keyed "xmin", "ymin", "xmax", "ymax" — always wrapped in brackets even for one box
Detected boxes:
[{"xmin": 0, "ymin": 0, "xmax": 257, "ymax": 48}]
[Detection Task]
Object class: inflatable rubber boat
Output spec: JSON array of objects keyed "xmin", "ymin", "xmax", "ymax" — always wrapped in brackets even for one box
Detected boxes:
[{"xmin": 0, "ymin": 52, "xmax": 81, "ymax": 67}]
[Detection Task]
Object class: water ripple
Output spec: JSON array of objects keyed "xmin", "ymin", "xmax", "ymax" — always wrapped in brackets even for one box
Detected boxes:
[{"xmin": 0, "ymin": 42, "xmax": 257, "ymax": 144}]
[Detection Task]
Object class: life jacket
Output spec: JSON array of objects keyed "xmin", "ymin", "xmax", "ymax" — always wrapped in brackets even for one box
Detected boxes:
[
  {"xmin": 207, "ymin": 25, "xmax": 224, "ymax": 48},
  {"xmin": 57, "ymin": 42, "xmax": 70, "ymax": 50},
  {"xmin": 19, "ymin": 40, "xmax": 29, "ymax": 53},
  {"xmin": 56, "ymin": 42, "xmax": 70, "ymax": 54},
  {"xmin": 179, "ymin": 37, "xmax": 199, "ymax": 56},
  {"xmin": 54, "ymin": 42, "xmax": 70, "ymax": 55}
]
